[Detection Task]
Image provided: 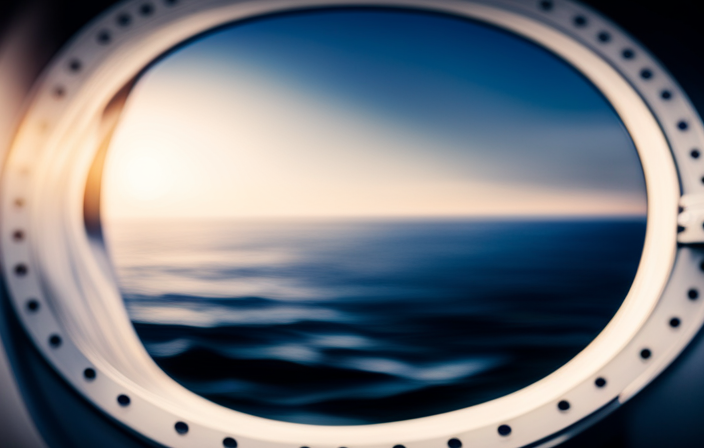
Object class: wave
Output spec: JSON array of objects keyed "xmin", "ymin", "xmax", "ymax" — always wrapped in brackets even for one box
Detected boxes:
[{"xmin": 115, "ymin": 218, "xmax": 646, "ymax": 424}]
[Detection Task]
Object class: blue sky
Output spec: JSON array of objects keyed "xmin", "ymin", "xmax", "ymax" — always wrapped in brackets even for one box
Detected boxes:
[{"xmin": 103, "ymin": 7, "xmax": 647, "ymax": 220}]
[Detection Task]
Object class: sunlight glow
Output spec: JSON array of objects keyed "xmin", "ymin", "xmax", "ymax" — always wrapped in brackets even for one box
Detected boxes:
[
  {"xmin": 102, "ymin": 66, "xmax": 646, "ymax": 221},
  {"xmin": 101, "ymin": 15, "xmax": 647, "ymax": 221}
]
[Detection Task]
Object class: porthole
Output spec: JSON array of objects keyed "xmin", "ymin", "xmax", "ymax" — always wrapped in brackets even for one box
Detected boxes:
[
  {"xmin": 1, "ymin": 1, "xmax": 703, "ymax": 448},
  {"xmin": 102, "ymin": 5, "xmax": 648, "ymax": 427}
]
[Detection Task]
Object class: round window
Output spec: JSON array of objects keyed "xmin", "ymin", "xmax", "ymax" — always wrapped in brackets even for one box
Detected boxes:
[
  {"xmin": 101, "ymin": 7, "xmax": 647, "ymax": 426},
  {"xmin": 1, "ymin": 1, "xmax": 700, "ymax": 447}
]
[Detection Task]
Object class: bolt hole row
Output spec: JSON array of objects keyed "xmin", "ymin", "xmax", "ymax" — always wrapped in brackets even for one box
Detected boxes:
[
  {"xmin": 633, "ymin": 287, "xmax": 700, "ymax": 367},
  {"xmin": 48, "ymin": 0, "xmax": 697, "ymax": 153},
  {"xmin": 82, "ymin": 366, "xmax": 237, "ymax": 443},
  {"xmin": 543, "ymin": 283, "xmax": 700, "ymax": 426},
  {"xmin": 539, "ymin": 4, "xmax": 694, "ymax": 139},
  {"xmin": 18, "ymin": 259, "xmax": 695, "ymax": 445},
  {"xmin": 57, "ymin": 0, "xmax": 181, "ymax": 99}
]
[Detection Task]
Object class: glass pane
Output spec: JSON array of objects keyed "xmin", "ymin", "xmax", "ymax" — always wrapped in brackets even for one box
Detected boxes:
[{"xmin": 99, "ymin": 7, "xmax": 647, "ymax": 425}]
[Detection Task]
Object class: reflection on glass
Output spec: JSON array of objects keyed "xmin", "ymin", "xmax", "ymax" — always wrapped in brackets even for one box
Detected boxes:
[{"xmin": 100, "ymin": 8, "xmax": 647, "ymax": 425}]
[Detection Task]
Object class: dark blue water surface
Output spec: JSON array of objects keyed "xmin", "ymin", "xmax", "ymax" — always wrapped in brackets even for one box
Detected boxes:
[{"xmin": 109, "ymin": 218, "xmax": 646, "ymax": 425}]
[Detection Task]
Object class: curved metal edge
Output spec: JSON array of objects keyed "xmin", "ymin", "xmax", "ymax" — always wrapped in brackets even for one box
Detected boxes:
[
  {"xmin": 1, "ymin": 279, "xmax": 164, "ymax": 448},
  {"xmin": 520, "ymin": 398, "xmax": 620, "ymax": 448}
]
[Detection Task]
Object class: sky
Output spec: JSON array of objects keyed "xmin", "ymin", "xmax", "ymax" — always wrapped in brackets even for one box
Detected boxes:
[{"xmin": 101, "ymin": 7, "xmax": 647, "ymax": 221}]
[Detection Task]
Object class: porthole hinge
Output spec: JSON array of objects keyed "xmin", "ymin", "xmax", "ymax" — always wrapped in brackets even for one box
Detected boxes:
[{"xmin": 678, "ymin": 194, "xmax": 704, "ymax": 244}]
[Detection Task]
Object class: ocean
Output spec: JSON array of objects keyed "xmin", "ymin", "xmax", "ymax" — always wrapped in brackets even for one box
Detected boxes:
[{"xmin": 105, "ymin": 218, "xmax": 646, "ymax": 425}]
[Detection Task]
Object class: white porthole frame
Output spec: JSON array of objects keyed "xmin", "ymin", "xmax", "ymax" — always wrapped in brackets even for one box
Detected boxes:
[{"xmin": 1, "ymin": 0, "xmax": 704, "ymax": 447}]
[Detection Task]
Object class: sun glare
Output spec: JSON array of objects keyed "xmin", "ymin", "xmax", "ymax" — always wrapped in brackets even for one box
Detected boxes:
[
  {"xmin": 102, "ymin": 118, "xmax": 202, "ymax": 219},
  {"xmin": 101, "ymin": 11, "xmax": 646, "ymax": 222},
  {"xmin": 122, "ymin": 152, "xmax": 170, "ymax": 200}
]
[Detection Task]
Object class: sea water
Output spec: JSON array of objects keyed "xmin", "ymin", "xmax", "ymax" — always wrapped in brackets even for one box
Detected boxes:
[{"xmin": 106, "ymin": 218, "xmax": 646, "ymax": 425}]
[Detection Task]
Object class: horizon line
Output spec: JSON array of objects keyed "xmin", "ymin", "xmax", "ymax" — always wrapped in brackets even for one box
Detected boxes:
[{"xmin": 101, "ymin": 213, "xmax": 648, "ymax": 223}]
